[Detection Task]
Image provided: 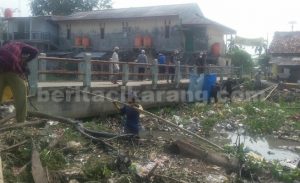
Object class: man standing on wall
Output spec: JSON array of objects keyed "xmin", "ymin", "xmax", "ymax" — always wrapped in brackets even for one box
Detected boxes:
[
  {"xmin": 136, "ymin": 49, "xmax": 148, "ymax": 80},
  {"xmin": 111, "ymin": 46, "xmax": 120, "ymax": 84},
  {"xmin": 158, "ymin": 53, "xmax": 166, "ymax": 80},
  {"xmin": 0, "ymin": 41, "xmax": 39, "ymax": 122}
]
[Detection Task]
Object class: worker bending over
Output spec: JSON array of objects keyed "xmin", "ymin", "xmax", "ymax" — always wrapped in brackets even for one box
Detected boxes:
[
  {"xmin": 0, "ymin": 41, "xmax": 38, "ymax": 122},
  {"xmin": 113, "ymin": 92, "xmax": 143, "ymax": 137}
]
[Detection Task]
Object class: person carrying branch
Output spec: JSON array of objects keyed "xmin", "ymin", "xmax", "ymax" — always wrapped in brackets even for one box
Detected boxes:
[
  {"xmin": 0, "ymin": 41, "xmax": 39, "ymax": 122},
  {"xmin": 113, "ymin": 92, "xmax": 143, "ymax": 137}
]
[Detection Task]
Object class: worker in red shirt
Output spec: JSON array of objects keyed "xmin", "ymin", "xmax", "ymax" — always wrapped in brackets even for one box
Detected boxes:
[{"xmin": 0, "ymin": 41, "xmax": 38, "ymax": 122}]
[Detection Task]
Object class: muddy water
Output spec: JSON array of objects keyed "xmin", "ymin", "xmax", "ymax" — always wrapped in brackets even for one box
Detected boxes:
[{"xmin": 211, "ymin": 128, "xmax": 300, "ymax": 167}]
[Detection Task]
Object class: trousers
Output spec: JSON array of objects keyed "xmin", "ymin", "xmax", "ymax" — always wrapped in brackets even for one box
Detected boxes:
[{"xmin": 0, "ymin": 72, "xmax": 27, "ymax": 122}]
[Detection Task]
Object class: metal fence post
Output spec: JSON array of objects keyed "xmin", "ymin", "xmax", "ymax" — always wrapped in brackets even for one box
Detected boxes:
[
  {"xmin": 39, "ymin": 53, "xmax": 46, "ymax": 81},
  {"xmin": 83, "ymin": 53, "xmax": 91, "ymax": 87},
  {"xmin": 151, "ymin": 59, "xmax": 158, "ymax": 89},
  {"xmin": 122, "ymin": 63, "xmax": 129, "ymax": 86},
  {"xmin": 27, "ymin": 56, "xmax": 39, "ymax": 96},
  {"xmin": 175, "ymin": 60, "xmax": 181, "ymax": 88},
  {"xmin": 220, "ymin": 67, "xmax": 224, "ymax": 82},
  {"xmin": 193, "ymin": 65, "xmax": 197, "ymax": 75}
]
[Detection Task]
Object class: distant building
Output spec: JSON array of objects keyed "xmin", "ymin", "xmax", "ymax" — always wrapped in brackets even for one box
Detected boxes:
[
  {"xmin": 4, "ymin": 16, "xmax": 59, "ymax": 51},
  {"xmin": 269, "ymin": 31, "xmax": 300, "ymax": 82},
  {"xmin": 3, "ymin": 3, "xmax": 235, "ymax": 65}
]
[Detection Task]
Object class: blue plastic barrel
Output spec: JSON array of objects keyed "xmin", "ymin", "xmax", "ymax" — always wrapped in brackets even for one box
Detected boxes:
[{"xmin": 202, "ymin": 73, "xmax": 217, "ymax": 101}]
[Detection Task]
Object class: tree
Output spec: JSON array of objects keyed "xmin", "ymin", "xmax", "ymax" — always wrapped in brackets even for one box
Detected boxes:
[
  {"xmin": 30, "ymin": 0, "xmax": 112, "ymax": 16},
  {"xmin": 230, "ymin": 47, "xmax": 254, "ymax": 74}
]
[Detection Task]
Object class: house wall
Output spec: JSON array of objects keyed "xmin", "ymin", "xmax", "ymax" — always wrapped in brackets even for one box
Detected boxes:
[
  {"xmin": 7, "ymin": 18, "xmax": 58, "ymax": 42},
  {"xmin": 206, "ymin": 26, "xmax": 226, "ymax": 55},
  {"xmin": 57, "ymin": 16, "xmax": 183, "ymax": 51}
]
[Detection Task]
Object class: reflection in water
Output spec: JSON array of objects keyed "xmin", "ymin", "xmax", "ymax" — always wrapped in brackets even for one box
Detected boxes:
[
  {"xmin": 228, "ymin": 132, "xmax": 299, "ymax": 162},
  {"xmin": 211, "ymin": 129, "xmax": 300, "ymax": 166}
]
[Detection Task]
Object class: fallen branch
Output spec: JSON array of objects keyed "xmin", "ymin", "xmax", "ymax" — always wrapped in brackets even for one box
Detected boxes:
[
  {"xmin": 169, "ymin": 140, "xmax": 239, "ymax": 172},
  {"xmin": 76, "ymin": 125, "xmax": 117, "ymax": 151},
  {"xmin": 0, "ymin": 140, "xmax": 28, "ymax": 153},
  {"xmin": 14, "ymin": 135, "xmax": 65, "ymax": 176},
  {"xmin": 28, "ymin": 111, "xmax": 77, "ymax": 125},
  {"xmin": 31, "ymin": 143, "xmax": 48, "ymax": 183},
  {"xmin": 0, "ymin": 120, "xmax": 46, "ymax": 133},
  {"xmin": 29, "ymin": 111, "xmax": 119, "ymax": 151},
  {"xmin": 0, "ymin": 114, "xmax": 15, "ymax": 126}
]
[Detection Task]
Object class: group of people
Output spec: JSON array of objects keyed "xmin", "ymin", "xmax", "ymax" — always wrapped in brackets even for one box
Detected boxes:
[
  {"xmin": 0, "ymin": 41, "xmax": 235, "ymax": 141},
  {"xmin": 208, "ymin": 78, "xmax": 234, "ymax": 104},
  {"xmin": 110, "ymin": 47, "xmax": 179, "ymax": 84}
]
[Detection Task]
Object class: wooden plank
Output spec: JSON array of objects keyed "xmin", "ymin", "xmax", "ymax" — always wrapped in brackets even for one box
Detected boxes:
[
  {"xmin": 31, "ymin": 144, "xmax": 48, "ymax": 183},
  {"xmin": 0, "ymin": 156, "xmax": 4, "ymax": 183}
]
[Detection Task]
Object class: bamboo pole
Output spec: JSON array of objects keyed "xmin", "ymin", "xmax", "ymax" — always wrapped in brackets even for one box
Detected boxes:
[
  {"xmin": 263, "ymin": 84, "xmax": 278, "ymax": 101},
  {"xmin": 67, "ymin": 87, "xmax": 224, "ymax": 151}
]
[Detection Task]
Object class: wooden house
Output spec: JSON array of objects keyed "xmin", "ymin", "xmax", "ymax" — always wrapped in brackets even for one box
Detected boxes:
[{"xmin": 269, "ymin": 32, "xmax": 300, "ymax": 83}]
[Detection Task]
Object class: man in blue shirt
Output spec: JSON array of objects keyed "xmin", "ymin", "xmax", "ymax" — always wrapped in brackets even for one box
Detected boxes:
[
  {"xmin": 158, "ymin": 53, "xmax": 166, "ymax": 80},
  {"xmin": 113, "ymin": 92, "xmax": 142, "ymax": 136}
]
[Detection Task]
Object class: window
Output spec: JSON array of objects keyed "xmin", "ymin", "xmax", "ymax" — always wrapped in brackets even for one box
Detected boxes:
[
  {"xmin": 165, "ymin": 25, "xmax": 170, "ymax": 39},
  {"xmin": 67, "ymin": 27, "xmax": 71, "ymax": 40},
  {"xmin": 122, "ymin": 21, "xmax": 129, "ymax": 32},
  {"xmin": 100, "ymin": 27, "xmax": 105, "ymax": 39}
]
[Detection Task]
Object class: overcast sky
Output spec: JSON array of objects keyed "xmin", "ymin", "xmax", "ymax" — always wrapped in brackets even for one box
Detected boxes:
[{"xmin": 0, "ymin": 0, "xmax": 299, "ymax": 40}]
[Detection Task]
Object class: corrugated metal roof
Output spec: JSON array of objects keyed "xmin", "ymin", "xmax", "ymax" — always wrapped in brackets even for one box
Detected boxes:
[
  {"xmin": 270, "ymin": 57, "xmax": 300, "ymax": 66},
  {"xmin": 52, "ymin": 3, "xmax": 235, "ymax": 33},
  {"xmin": 53, "ymin": 3, "xmax": 202, "ymax": 22},
  {"xmin": 269, "ymin": 31, "xmax": 300, "ymax": 54}
]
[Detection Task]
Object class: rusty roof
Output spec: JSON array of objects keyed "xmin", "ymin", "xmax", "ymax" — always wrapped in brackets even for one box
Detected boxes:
[
  {"xmin": 269, "ymin": 32, "xmax": 300, "ymax": 54},
  {"xmin": 52, "ymin": 3, "xmax": 235, "ymax": 34}
]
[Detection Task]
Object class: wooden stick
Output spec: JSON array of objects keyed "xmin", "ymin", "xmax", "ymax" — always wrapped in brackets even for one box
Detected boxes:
[
  {"xmin": 67, "ymin": 87, "xmax": 224, "ymax": 151},
  {"xmin": 28, "ymin": 111, "xmax": 77, "ymax": 125},
  {"xmin": 0, "ymin": 156, "xmax": 4, "ymax": 183},
  {"xmin": 0, "ymin": 114, "xmax": 15, "ymax": 126},
  {"xmin": 0, "ymin": 140, "xmax": 28, "ymax": 153},
  {"xmin": 0, "ymin": 121, "xmax": 46, "ymax": 133}
]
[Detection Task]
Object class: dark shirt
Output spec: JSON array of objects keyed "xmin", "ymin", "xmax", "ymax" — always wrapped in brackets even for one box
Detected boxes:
[
  {"xmin": 0, "ymin": 42, "xmax": 38, "ymax": 76},
  {"xmin": 211, "ymin": 84, "xmax": 220, "ymax": 96},
  {"xmin": 120, "ymin": 105, "xmax": 140, "ymax": 135},
  {"xmin": 137, "ymin": 53, "xmax": 148, "ymax": 64},
  {"xmin": 223, "ymin": 80, "xmax": 233, "ymax": 93}
]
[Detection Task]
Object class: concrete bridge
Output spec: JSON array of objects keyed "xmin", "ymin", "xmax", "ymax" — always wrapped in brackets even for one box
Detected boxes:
[{"xmin": 26, "ymin": 53, "xmax": 241, "ymax": 118}]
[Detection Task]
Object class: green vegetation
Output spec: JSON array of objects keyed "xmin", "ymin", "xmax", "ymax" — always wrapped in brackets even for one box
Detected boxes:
[
  {"xmin": 154, "ymin": 101, "xmax": 299, "ymax": 135},
  {"xmin": 40, "ymin": 149, "xmax": 67, "ymax": 170},
  {"xmin": 83, "ymin": 156, "xmax": 113, "ymax": 180},
  {"xmin": 30, "ymin": 0, "xmax": 112, "ymax": 16},
  {"xmin": 229, "ymin": 48, "xmax": 254, "ymax": 74}
]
